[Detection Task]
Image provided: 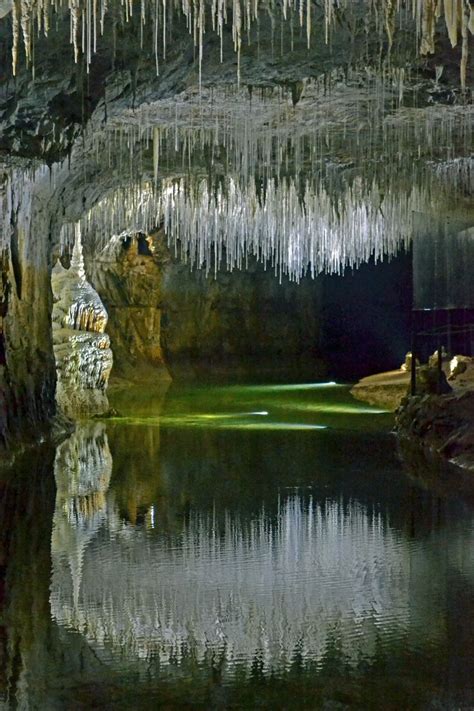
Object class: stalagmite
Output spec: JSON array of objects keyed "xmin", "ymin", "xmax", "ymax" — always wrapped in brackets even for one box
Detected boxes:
[{"xmin": 52, "ymin": 228, "xmax": 113, "ymax": 419}]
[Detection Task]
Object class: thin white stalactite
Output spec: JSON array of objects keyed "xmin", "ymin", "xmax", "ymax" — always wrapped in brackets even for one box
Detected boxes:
[{"xmin": 6, "ymin": 0, "xmax": 473, "ymax": 82}]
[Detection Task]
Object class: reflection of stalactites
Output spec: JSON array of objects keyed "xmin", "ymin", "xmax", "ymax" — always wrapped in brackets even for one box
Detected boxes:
[
  {"xmin": 68, "ymin": 526, "xmax": 85, "ymax": 610},
  {"xmin": 420, "ymin": 0, "xmax": 437, "ymax": 55},
  {"xmin": 49, "ymin": 496, "xmax": 419, "ymax": 671},
  {"xmin": 51, "ymin": 422, "xmax": 113, "ymax": 613}
]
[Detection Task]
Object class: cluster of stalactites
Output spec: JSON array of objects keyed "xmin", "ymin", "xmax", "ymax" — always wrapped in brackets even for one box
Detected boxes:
[
  {"xmin": 7, "ymin": 0, "xmax": 474, "ymax": 86},
  {"xmin": 94, "ymin": 88, "xmax": 472, "ymax": 191},
  {"xmin": 59, "ymin": 173, "xmax": 431, "ymax": 281}
]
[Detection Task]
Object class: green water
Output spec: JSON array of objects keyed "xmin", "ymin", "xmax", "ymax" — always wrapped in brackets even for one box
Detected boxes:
[{"xmin": 1, "ymin": 383, "xmax": 473, "ymax": 709}]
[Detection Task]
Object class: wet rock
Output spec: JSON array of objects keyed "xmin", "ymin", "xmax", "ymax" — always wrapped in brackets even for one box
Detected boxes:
[
  {"xmin": 448, "ymin": 355, "xmax": 474, "ymax": 389},
  {"xmin": 396, "ymin": 390, "xmax": 474, "ymax": 473},
  {"xmin": 0, "ymin": 169, "xmax": 56, "ymax": 451},
  {"xmin": 352, "ymin": 356, "xmax": 453, "ymax": 412},
  {"xmin": 416, "ymin": 364, "xmax": 452, "ymax": 396},
  {"xmin": 89, "ymin": 229, "xmax": 326, "ymax": 383},
  {"xmin": 428, "ymin": 347, "xmax": 450, "ymax": 369},
  {"xmin": 400, "ymin": 352, "xmax": 419, "ymax": 372},
  {"xmin": 159, "ymin": 241, "xmax": 325, "ymax": 381}
]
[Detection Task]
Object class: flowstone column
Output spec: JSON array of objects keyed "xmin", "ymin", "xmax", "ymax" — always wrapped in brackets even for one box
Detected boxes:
[{"xmin": 51, "ymin": 230, "xmax": 113, "ymax": 419}]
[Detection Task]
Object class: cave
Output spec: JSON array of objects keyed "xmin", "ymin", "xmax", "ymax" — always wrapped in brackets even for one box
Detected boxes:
[{"xmin": 1, "ymin": 1, "xmax": 474, "ymax": 708}]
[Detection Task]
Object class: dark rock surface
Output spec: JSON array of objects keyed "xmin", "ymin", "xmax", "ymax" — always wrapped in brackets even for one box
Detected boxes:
[
  {"xmin": 0, "ymin": 171, "xmax": 56, "ymax": 452},
  {"xmin": 396, "ymin": 390, "xmax": 474, "ymax": 475}
]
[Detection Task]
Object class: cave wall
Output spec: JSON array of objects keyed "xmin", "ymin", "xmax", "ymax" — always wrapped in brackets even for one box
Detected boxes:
[
  {"xmin": 0, "ymin": 183, "xmax": 414, "ymax": 455},
  {"xmin": 87, "ymin": 232, "xmax": 171, "ymax": 384},
  {"xmin": 0, "ymin": 171, "xmax": 56, "ymax": 452},
  {"xmin": 160, "ymin": 257, "xmax": 325, "ymax": 381},
  {"xmin": 88, "ymin": 231, "xmax": 326, "ymax": 383},
  {"xmin": 88, "ymin": 231, "xmax": 414, "ymax": 385}
]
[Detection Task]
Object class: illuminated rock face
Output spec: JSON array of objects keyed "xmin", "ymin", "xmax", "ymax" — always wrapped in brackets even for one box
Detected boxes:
[
  {"xmin": 52, "ymin": 231, "xmax": 113, "ymax": 419},
  {"xmin": 87, "ymin": 232, "xmax": 171, "ymax": 383}
]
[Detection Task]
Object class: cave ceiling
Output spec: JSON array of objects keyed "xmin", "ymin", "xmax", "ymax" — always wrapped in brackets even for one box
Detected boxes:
[{"xmin": 0, "ymin": 1, "xmax": 473, "ymax": 279}]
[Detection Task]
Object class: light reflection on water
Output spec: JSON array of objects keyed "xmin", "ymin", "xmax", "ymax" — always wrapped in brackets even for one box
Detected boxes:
[{"xmin": 2, "ymin": 384, "xmax": 474, "ymax": 708}]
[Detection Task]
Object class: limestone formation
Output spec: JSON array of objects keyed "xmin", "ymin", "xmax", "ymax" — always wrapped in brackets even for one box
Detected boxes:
[
  {"xmin": 51, "ymin": 231, "xmax": 113, "ymax": 419},
  {"xmin": 87, "ymin": 229, "xmax": 326, "ymax": 382},
  {"xmin": 352, "ymin": 349, "xmax": 474, "ymax": 413},
  {"xmin": 351, "ymin": 370, "xmax": 410, "ymax": 412},
  {"xmin": 0, "ymin": 169, "xmax": 56, "ymax": 452},
  {"xmin": 87, "ymin": 232, "xmax": 171, "ymax": 383},
  {"xmin": 448, "ymin": 355, "xmax": 474, "ymax": 388}
]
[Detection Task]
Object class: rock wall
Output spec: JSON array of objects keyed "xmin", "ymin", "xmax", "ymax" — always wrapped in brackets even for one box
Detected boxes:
[
  {"xmin": 52, "ymin": 233, "xmax": 113, "ymax": 419},
  {"xmin": 88, "ymin": 230, "xmax": 326, "ymax": 383},
  {"xmin": 161, "ymin": 256, "xmax": 326, "ymax": 381},
  {"xmin": 0, "ymin": 169, "xmax": 56, "ymax": 452},
  {"xmin": 87, "ymin": 232, "xmax": 171, "ymax": 384}
]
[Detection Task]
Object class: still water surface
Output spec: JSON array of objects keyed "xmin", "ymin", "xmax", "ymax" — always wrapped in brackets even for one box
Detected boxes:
[{"xmin": 1, "ymin": 383, "xmax": 473, "ymax": 709}]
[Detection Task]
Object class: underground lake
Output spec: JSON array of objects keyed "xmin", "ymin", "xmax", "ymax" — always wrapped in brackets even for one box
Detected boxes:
[
  {"xmin": 1, "ymin": 383, "xmax": 473, "ymax": 708},
  {"xmin": 1, "ymin": 0, "xmax": 473, "ymax": 707}
]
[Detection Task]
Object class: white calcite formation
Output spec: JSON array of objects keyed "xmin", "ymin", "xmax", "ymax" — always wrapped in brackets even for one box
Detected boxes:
[
  {"xmin": 4, "ymin": 0, "xmax": 474, "ymax": 88},
  {"xmin": 52, "ymin": 228, "xmax": 113, "ymax": 419}
]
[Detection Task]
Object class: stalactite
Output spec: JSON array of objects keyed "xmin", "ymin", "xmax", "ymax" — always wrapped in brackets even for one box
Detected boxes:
[
  {"xmin": 11, "ymin": 0, "xmax": 20, "ymax": 75},
  {"xmin": 460, "ymin": 0, "xmax": 469, "ymax": 89},
  {"xmin": 3, "ymin": 0, "xmax": 471, "ymax": 85},
  {"xmin": 444, "ymin": 0, "xmax": 460, "ymax": 47},
  {"xmin": 420, "ymin": 0, "xmax": 437, "ymax": 55}
]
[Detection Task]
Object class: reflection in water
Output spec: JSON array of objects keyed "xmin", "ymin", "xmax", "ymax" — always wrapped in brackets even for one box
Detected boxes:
[
  {"xmin": 49, "ymin": 401, "xmax": 474, "ymax": 693},
  {"xmin": 52, "ymin": 423, "xmax": 112, "ymax": 609},
  {"xmin": 2, "ymin": 385, "xmax": 474, "ymax": 708},
  {"xmin": 52, "ymin": 493, "xmax": 416, "ymax": 671}
]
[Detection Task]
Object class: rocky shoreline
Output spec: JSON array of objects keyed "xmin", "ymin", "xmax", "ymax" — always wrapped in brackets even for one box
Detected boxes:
[
  {"xmin": 396, "ymin": 390, "xmax": 474, "ymax": 475},
  {"xmin": 352, "ymin": 353, "xmax": 474, "ymax": 484}
]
